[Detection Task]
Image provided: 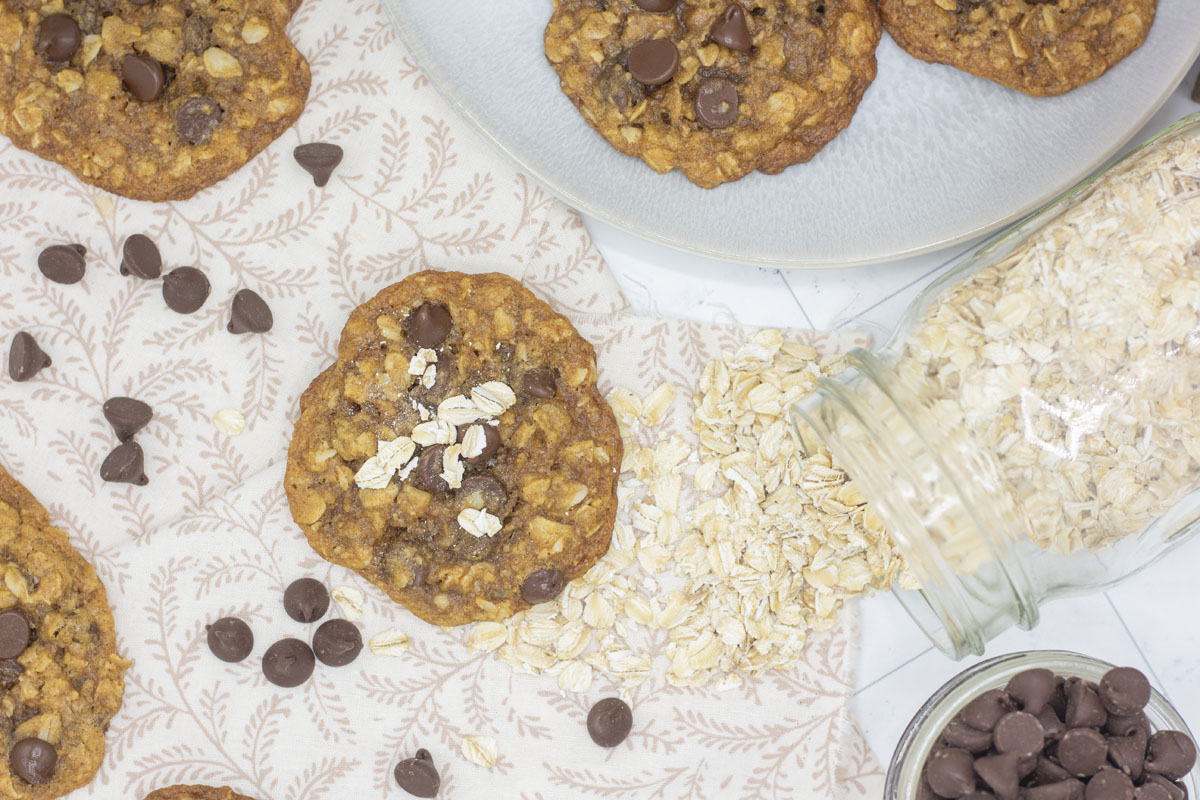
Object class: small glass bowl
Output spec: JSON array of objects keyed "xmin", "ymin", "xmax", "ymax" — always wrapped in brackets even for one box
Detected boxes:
[{"xmin": 885, "ymin": 650, "xmax": 1200, "ymax": 799}]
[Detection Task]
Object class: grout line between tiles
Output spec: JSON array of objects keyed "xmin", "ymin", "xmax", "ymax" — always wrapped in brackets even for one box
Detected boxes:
[
  {"xmin": 777, "ymin": 269, "xmax": 816, "ymax": 329},
  {"xmin": 836, "ymin": 242, "xmax": 979, "ymax": 330},
  {"xmin": 1103, "ymin": 592, "xmax": 1167, "ymax": 692},
  {"xmin": 853, "ymin": 645, "xmax": 937, "ymax": 697}
]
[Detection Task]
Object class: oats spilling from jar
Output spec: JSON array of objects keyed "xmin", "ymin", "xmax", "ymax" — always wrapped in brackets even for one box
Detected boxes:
[{"xmin": 466, "ymin": 330, "xmax": 909, "ymax": 691}]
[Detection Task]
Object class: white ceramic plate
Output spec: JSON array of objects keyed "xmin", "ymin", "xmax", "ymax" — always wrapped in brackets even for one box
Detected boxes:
[{"xmin": 381, "ymin": 1, "xmax": 1200, "ymax": 267}]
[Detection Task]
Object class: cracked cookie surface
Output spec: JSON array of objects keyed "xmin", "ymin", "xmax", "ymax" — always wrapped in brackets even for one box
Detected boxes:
[
  {"xmin": 285, "ymin": 271, "xmax": 623, "ymax": 627},
  {"xmin": 879, "ymin": 0, "xmax": 1156, "ymax": 96},
  {"xmin": 0, "ymin": 465, "xmax": 128, "ymax": 800},
  {"xmin": 544, "ymin": 0, "xmax": 881, "ymax": 188},
  {"xmin": 144, "ymin": 786, "xmax": 259, "ymax": 800},
  {"xmin": 0, "ymin": 0, "xmax": 310, "ymax": 201}
]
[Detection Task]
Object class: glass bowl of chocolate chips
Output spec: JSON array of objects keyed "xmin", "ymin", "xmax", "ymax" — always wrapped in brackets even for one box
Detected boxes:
[{"xmin": 886, "ymin": 651, "xmax": 1197, "ymax": 800}]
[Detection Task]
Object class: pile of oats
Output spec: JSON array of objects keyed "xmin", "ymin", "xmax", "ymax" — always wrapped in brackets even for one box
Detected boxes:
[
  {"xmin": 462, "ymin": 330, "xmax": 908, "ymax": 693},
  {"xmin": 895, "ymin": 125, "xmax": 1200, "ymax": 555}
]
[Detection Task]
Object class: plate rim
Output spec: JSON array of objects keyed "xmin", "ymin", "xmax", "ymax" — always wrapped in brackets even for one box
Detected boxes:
[{"xmin": 383, "ymin": 2, "xmax": 1200, "ymax": 269}]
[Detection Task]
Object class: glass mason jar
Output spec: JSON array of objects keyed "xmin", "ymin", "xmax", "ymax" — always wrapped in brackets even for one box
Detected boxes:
[
  {"xmin": 885, "ymin": 651, "xmax": 1200, "ymax": 800},
  {"xmin": 793, "ymin": 113, "xmax": 1200, "ymax": 659}
]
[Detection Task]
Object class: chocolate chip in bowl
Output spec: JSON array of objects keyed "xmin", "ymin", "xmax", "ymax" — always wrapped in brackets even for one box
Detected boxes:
[{"xmin": 887, "ymin": 652, "xmax": 1198, "ymax": 800}]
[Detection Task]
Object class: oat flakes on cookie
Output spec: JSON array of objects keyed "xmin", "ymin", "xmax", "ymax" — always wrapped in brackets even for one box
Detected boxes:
[
  {"xmin": 144, "ymin": 786, "xmax": 259, "ymax": 800},
  {"xmin": 879, "ymin": 0, "xmax": 1156, "ymax": 97},
  {"xmin": 544, "ymin": 0, "xmax": 881, "ymax": 188},
  {"xmin": 0, "ymin": 464, "xmax": 128, "ymax": 800},
  {"xmin": 284, "ymin": 271, "xmax": 623, "ymax": 627},
  {"xmin": 0, "ymin": 0, "xmax": 311, "ymax": 201}
]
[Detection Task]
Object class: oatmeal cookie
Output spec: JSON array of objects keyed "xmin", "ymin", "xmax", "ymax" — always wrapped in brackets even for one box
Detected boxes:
[
  {"xmin": 0, "ymin": 0, "xmax": 311, "ymax": 201},
  {"xmin": 144, "ymin": 787, "xmax": 259, "ymax": 800},
  {"xmin": 0, "ymin": 465, "xmax": 129, "ymax": 800},
  {"xmin": 285, "ymin": 271, "xmax": 623, "ymax": 627},
  {"xmin": 879, "ymin": 0, "xmax": 1156, "ymax": 97},
  {"xmin": 544, "ymin": 0, "xmax": 881, "ymax": 188}
]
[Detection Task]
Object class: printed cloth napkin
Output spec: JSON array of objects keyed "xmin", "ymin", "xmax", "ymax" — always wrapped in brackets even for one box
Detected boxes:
[{"xmin": 0, "ymin": 1, "xmax": 886, "ymax": 798}]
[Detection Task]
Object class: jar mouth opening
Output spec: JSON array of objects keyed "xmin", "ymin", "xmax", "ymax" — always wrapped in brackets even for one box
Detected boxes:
[
  {"xmin": 793, "ymin": 349, "xmax": 1040, "ymax": 658},
  {"xmin": 883, "ymin": 650, "xmax": 1200, "ymax": 800}
]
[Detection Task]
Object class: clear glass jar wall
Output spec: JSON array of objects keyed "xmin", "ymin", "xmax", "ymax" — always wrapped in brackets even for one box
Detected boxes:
[{"xmin": 794, "ymin": 114, "xmax": 1200, "ymax": 659}]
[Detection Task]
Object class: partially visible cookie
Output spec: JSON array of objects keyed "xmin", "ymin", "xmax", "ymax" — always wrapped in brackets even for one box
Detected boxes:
[
  {"xmin": 0, "ymin": 464, "xmax": 128, "ymax": 800},
  {"xmin": 144, "ymin": 786, "xmax": 259, "ymax": 800},
  {"xmin": 284, "ymin": 271, "xmax": 623, "ymax": 627},
  {"xmin": 879, "ymin": 0, "xmax": 1156, "ymax": 97},
  {"xmin": 0, "ymin": 0, "xmax": 311, "ymax": 201},
  {"xmin": 544, "ymin": 0, "xmax": 881, "ymax": 188}
]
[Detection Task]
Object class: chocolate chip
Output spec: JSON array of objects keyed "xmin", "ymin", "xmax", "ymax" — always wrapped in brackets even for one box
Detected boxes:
[
  {"xmin": 394, "ymin": 750, "xmax": 440, "ymax": 798},
  {"xmin": 965, "ymin": 793, "xmax": 998, "ymax": 800},
  {"xmin": 1066, "ymin": 679, "xmax": 1109, "ymax": 729},
  {"xmin": 521, "ymin": 568, "xmax": 566, "ymax": 604},
  {"xmin": 1038, "ymin": 758, "xmax": 1075, "ymax": 785},
  {"xmin": 122, "ymin": 53, "xmax": 165, "ymax": 102},
  {"xmin": 206, "ymin": 616, "xmax": 253, "ymax": 663},
  {"xmin": 120, "ymin": 234, "xmax": 162, "ymax": 279},
  {"xmin": 1060, "ymin": 729, "xmax": 1111, "ymax": 778},
  {"xmin": 975, "ymin": 752, "xmax": 1021, "ymax": 800},
  {"xmin": 1098, "ymin": 668, "xmax": 1151, "ymax": 717},
  {"xmin": 627, "ymin": 39, "xmax": 678, "ymax": 87},
  {"xmin": 176, "ymin": 97, "xmax": 223, "ymax": 145},
  {"xmin": 1107, "ymin": 729, "xmax": 1147, "ymax": 780},
  {"xmin": 458, "ymin": 423, "xmax": 501, "ymax": 464},
  {"xmin": 459, "ymin": 473, "xmax": 508, "ymax": 513},
  {"xmin": 994, "ymin": 712, "xmax": 1044, "ymax": 758},
  {"xmin": 181, "ymin": 12, "xmax": 211, "ymax": 54},
  {"xmin": 406, "ymin": 302, "xmax": 452, "ymax": 349},
  {"xmin": 283, "ymin": 578, "xmax": 329, "ymax": 623},
  {"xmin": 926, "ymin": 747, "xmax": 977, "ymax": 798},
  {"xmin": 227, "ymin": 288, "xmax": 273, "ymax": 334},
  {"xmin": 10, "ymin": 738, "xmax": 56, "ymax": 785},
  {"xmin": 1038, "ymin": 706, "xmax": 1067, "ymax": 742},
  {"xmin": 1085, "ymin": 768, "xmax": 1133, "ymax": 800},
  {"xmin": 942, "ymin": 716, "xmax": 994, "ymax": 753},
  {"xmin": 1007, "ymin": 669, "xmax": 1058, "ymax": 715},
  {"xmin": 37, "ymin": 243, "xmax": 86, "ymax": 284},
  {"xmin": 294, "ymin": 143, "xmax": 344, "ymax": 187},
  {"xmin": 963, "ymin": 690, "xmax": 1017, "ymax": 733},
  {"xmin": 1137, "ymin": 784, "xmax": 1176, "ymax": 800},
  {"xmin": 312, "ymin": 618, "xmax": 362, "ymax": 667},
  {"xmin": 0, "ymin": 659, "xmax": 24, "ymax": 691},
  {"xmin": 710, "ymin": 4, "xmax": 752, "ymax": 51},
  {"xmin": 635, "ymin": 0, "xmax": 678, "ymax": 9},
  {"xmin": 162, "ymin": 267, "xmax": 211, "ymax": 314},
  {"xmin": 1141, "ymin": 776, "xmax": 1186, "ymax": 800},
  {"xmin": 261, "ymin": 638, "xmax": 315, "ymax": 688},
  {"xmin": 587, "ymin": 697, "xmax": 633, "ymax": 747},
  {"xmin": 8, "ymin": 332, "xmax": 51, "ymax": 382},
  {"xmin": 694, "ymin": 77, "xmax": 739, "ymax": 128},
  {"xmin": 100, "ymin": 441, "xmax": 148, "ymax": 485},
  {"xmin": 1145, "ymin": 731, "xmax": 1197, "ymax": 781},
  {"xmin": 0, "ymin": 610, "xmax": 31, "ymax": 660},
  {"xmin": 1025, "ymin": 781, "xmax": 1086, "ymax": 800},
  {"xmin": 1107, "ymin": 714, "xmax": 1150, "ymax": 739},
  {"xmin": 102, "ymin": 397, "xmax": 152, "ymax": 441},
  {"xmin": 519, "ymin": 367, "xmax": 557, "ymax": 399},
  {"xmin": 36, "ymin": 14, "xmax": 81, "ymax": 61},
  {"xmin": 415, "ymin": 445, "xmax": 450, "ymax": 493}
]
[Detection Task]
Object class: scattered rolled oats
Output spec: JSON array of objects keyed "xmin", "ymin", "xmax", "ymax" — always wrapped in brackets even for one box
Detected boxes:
[
  {"xmin": 212, "ymin": 408, "xmax": 246, "ymax": 436},
  {"xmin": 331, "ymin": 585, "xmax": 365, "ymax": 621},
  {"xmin": 440, "ymin": 444, "xmax": 464, "ymax": 489},
  {"xmin": 470, "ymin": 381, "xmax": 516, "ymax": 416},
  {"xmin": 436, "ymin": 394, "xmax": 485, "ymax": 426},
  {"xmin": 407, "ymin": 348, "xmax": 437, "ymax": 376},
  {"xmin": 460, "ymin": 734, "xmax": 498, "ymax": 768},
  {"xmin": 368, "ymin": 628, "xmax": 411, "ymax": 656},
  {"xmin": 458, "ymin": 508, "xmax": 502, "ymax": 539},
  {"xmin": 353, "ymin": 456, "xmax": 392, "ymax": 490},
  {"xmin": 376, "ymin": 436, "xmax": 416, "ymax": 470},
  {"xmin": 460, "ymin": 424, "xmax": 488, "ymax": 459},
  {"xmin": 411, "ymin": 419, "xmax": 455, "ymax": 447}
]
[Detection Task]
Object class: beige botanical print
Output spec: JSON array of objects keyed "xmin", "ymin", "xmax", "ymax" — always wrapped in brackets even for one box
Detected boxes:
[{"xmin": 0, "ymin": 0, "xmax": 882, "ymax": 798}]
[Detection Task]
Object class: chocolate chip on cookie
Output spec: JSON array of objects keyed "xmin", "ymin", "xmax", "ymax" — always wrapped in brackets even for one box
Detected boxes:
[
  {"xmin": 636, "ymin": 0, "xmax": 679, "ymax": 10},
  {"xmin": 628, "ymin": 39, "xmax": 680, "ymax": 86},
  {"xmin": 228, "ymin": 288, "xmax": 274, "ymax": 334},
  {"xmin": 710, "ymin": 4, "xmax": 752, "ymax": 51},
  {"xmin": 162, "ymin": 267, "xmax": 211, "ymax": 314},
  {"xmin": 406, "ymin": 301, "xmax": 453, "ymax": 348},
  {"xmin": 35, "ymin": 14, "xmax": 81, "ymax": 62},
  {"xmin": 262, "ymin": 637, "xmax": 316, "ymax": 687},
  {"xmin": 0, "ymin": 609, "xmax": 31, "ymax": 660},
  {"xmin": 519, "ymin": 367, "xmax": 557, "ymax": 399},
  {"xmin": 312, "ymin": 618, "xmax": 363, "ymax": 667},
  {"xmin": 10, "ymin": 737, "xmax": 57, "ymax": 785},
  {"xmin": 120, "ymin": 234, "xmax": 162, "ymax": 280},
  {"xmin": 415, "ymin": 445, "xmax": 451, "ymax": 493},
  {"xmin": 100, "ymin": 441, "xmax": 149, "ymax": 486},
  {"xmin": 122, "ymin": 54, "xmax": 166, "ymax": 102},
  {"xmin": 8, "ymin": 332, "xmax": 52, "ymax": 382},
  {"xmin": 103, "ymin": 397, "xmax": 153, "ymax": 442},
  {"xmin": 37, "ymin": 243, "xmax": 87, "ymax": 284},
  {"xmin": 294, "ymin": 142, "xmax": 344, "ymax": 187},
  {"xmin": 176, "ymin": 97, "xmax": 224, "ymax": 146},
  {"xmin": 206, "ymin": 617, "xmax": 254, "ymax": 663},
  {"xmin": 695, "ymin": 77, "xmax": 740, "ymax": 128},
  {"xmin": 520, "ymin": 568, "xmax": 566, "ymax": 604}
]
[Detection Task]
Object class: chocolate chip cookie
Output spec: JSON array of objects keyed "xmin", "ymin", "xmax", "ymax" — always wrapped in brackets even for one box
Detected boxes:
[
  {"xmin": 284, "ymin": 271, "xmax": 623, "ymax": 627},
  {"xmin": 879, "ymin": 0, "xmax": 1156, "ymax": 97},
  {"xmin": 0, "ymin": 465, "xmax": 128, "ymax": 799},
  {"xmin": 544, "ymin": 0, "xmax": 881, "ymax": 188},
  {"xmin": 144, "ymin": 786, "xmax": 259, "ymax": 800},
  {"xmin": 0, "ymin": 0, "xmax": 311, "ymax": 201}
]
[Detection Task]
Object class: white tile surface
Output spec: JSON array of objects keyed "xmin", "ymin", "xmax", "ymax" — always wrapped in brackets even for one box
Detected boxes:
[{"xmin": 583, "ymin": 74, "xmax": 1200, "ymax": 772}]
